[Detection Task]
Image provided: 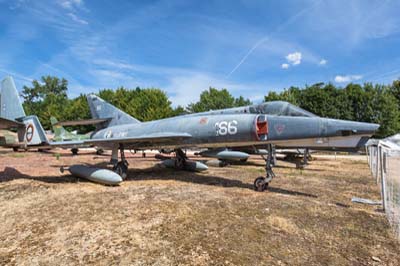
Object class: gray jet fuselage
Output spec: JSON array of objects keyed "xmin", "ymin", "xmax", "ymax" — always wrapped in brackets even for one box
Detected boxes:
[{"xmin": 91, "ymin": 113, "xmax": 378, "ymax": 150}]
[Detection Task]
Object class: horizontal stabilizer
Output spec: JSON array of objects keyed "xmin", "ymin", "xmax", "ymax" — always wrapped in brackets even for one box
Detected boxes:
[
  {"xmin": 0, "ymin": 117, "xmax": 25, "ymax": 129},
  {"xmin": 54, "ymin": 118, "xmax": 112, "ymax": 126}
]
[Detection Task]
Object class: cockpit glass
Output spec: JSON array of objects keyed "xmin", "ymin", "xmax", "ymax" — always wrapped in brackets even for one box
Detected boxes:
[{"xmin": 253, "ymin": 101, "xmax": 317, "ymax": 117}]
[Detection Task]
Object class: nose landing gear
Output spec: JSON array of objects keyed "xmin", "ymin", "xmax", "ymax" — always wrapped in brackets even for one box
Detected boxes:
[{"xmin": 254, "ymin": 144, "xmax": 276, "ymax": 192}]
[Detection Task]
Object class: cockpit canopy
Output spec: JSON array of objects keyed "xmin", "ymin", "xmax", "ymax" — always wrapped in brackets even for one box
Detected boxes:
[{"xmin": 249, "ymin": 101, "xmax": 317, "ymax": 117}]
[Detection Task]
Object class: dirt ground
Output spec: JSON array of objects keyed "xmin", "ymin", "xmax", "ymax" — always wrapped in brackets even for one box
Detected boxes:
[{"xmin": 0, "ymin": 148, "xmax": 399, "ymax": 266}]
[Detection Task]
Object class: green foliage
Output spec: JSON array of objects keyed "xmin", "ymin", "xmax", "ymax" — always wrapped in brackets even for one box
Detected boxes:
[
  {"xmin": 187, "ymin": 87, "xmax": 252, "ymax": 113},
  {"xmin": 171, "ymin": 105, "xmax": 187, "ymax": 117},
  {"xmin": 390, "ymin": 79, "xmax": 400, "ymax": 107},
  {"xmin": 63, "ymin": 94, "xmax": 93, "ymax": 133},
  {"xmin": 21, "ymin": 76, "xmax": 69, "ymax": 129},
  {"xmin": 98, "ymin": 87, "xmax": 174, "ymax": 121}
]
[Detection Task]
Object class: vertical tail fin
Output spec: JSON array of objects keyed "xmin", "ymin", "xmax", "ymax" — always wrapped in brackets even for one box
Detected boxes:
[
  {"xmin": 0, "ymin": 76, "xmax": 26, "ymax": 121},
  {"xmin": 50, "ymin": 116, "xmax": 66, "ymax": 140},
  {"xmin": 86, "ymin": 94, "xmax": 140, "ymax": 127},
  {"xmin": 18, "ymin": 115, "xmax": 49, "ymax": 146}
]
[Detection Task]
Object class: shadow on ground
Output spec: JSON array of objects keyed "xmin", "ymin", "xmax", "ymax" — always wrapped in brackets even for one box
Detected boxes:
[{"xmin": 0, "ymin": 162, "xmax": 318, "ymax": 198}]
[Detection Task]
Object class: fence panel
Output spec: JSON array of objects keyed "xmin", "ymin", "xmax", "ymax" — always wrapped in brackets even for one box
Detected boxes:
[{"xmin": 381, "ymin": 148, "xmax": 400, "ymax": 238}]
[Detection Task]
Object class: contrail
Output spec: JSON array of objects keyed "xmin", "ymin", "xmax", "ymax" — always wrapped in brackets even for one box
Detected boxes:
[
  {"xmin": 0, "ymin": 68, "xmax": 34, "ymax": 83},
  {"xmin": 368, "ymin": 68, "xmax": 400, "ymax": 83},
  {"xmin": 226, "ymin": 0, "xmax": 322, "ymax": 78}
]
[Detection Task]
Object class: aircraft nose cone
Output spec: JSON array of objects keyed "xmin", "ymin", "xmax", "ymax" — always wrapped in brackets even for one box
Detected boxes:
[
  {"xmin": 358, "ymin": 122, "xmax": 380, "ymax": 134},
  {"xmin": 328, "ymin": 119, "xmax": 379, "ymax": 136}
]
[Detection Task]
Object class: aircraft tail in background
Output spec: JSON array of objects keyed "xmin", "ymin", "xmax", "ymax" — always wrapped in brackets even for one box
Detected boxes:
[
  {"xmin": 18, "ymin": 115, "xmax": 49, "ymax": 146},
  {"xmin": 0, "ymin": 76, "xmax": 26, "ymax": 121},
  {"xmin": 86, "ymin": 94, "xmax": 141, "ymax": 128},
  {"xmin": 50, "ymin": 116, "xmax": 67, "ymax": 141}
]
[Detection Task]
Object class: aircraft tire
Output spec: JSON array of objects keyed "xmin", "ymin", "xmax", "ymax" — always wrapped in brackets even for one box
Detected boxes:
[
  {"xmin": 12, "ymin": 147, "xmax": 18, "ymax": 152},
  {"xmin": 254, "ymin": 176, "xmax": 268, "ymax": 192},
  {"xmin": 114, "ymin": 162, "xmax": 128, "ymax": 180},
  {"xmin": 71, "ymin": 148, "xmax": 79, "ymax": 155}
]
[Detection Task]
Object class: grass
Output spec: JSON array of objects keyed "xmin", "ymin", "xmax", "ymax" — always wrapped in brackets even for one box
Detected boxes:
[{"xmin": 0, "ymin": 149, "xmax": 399, "ymax": 265}]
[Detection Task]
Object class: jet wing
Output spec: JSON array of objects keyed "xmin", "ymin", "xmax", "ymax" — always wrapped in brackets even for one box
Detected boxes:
[
  {"xmin": 50, "ymin": 132, "xmax": 192, "ymax": 148},
  {"xmin": 54, "ymin": 118, "xmax": 112, "ymax": 126},
  {"xmin": 0, "ymin": 117, "xmax": 25, "ymax": 129}
]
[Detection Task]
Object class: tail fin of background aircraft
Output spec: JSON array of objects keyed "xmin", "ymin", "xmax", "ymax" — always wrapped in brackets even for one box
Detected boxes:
[
  {"xmin": 86, "ymin": 94, "xmax": 141, "ymax": 128},
  {"xmin": 50, "ymin": 116, "xmax": 67, "ymax": 139},
  {"xmin": 18, "ymin": 115, "xmax": 49, "ymax": 146},
  {"xmin": 0, "ymin": 76, "xmax": 26, "ymax": 121}
]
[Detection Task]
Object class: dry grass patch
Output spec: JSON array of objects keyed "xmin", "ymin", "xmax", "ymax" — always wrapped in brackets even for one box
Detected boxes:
[
  {"xmin": 0, "ymin": 149, "xmax": 399, "ymax": 265},
  {"xmin": 267, "ymin": 216, "xmax": 300, "ymax": 235}
]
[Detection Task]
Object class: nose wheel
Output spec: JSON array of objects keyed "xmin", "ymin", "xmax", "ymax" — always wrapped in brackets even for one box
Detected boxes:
[
  {"xmin": 254, "ymin": 144, "xmax": 276, "ymax": 192},
  {"xmin": 254, "ymin": 177, "xmax": 268, "ymax": 192}
]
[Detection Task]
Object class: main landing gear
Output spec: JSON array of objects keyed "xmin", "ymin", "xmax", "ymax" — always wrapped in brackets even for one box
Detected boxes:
[
  {"xmin": 112, "ymin": 144, "xmax": 129, "ymax": 180},
  {"xmin": 71, "ymin": 148, "xmax": 79, "ymax": 155},
  {"xmin": 254, "ymin": 144, "xmax": 276, "ymax": 192},
  {"xmin": 174, "ymin": 149, "xmax": 188, "ymax": 170}
]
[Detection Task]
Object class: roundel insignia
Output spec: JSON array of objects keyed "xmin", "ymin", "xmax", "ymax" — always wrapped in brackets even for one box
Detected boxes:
[
  {"xmin": 26, "ymin": 124, "xmax": 34, "ymax": 142},
  {"xmin": 274, "ymin": 124, "xmax": 286, "ymax": 135},
  {"xmin": 199, "ymin": 117, "xmax": 208, "ymax": 125}
]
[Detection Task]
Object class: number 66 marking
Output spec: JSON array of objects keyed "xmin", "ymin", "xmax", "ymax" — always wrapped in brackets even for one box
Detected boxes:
[{"xmin": 215, "ymin": 120, "xmax": 238, "ymax": 136}]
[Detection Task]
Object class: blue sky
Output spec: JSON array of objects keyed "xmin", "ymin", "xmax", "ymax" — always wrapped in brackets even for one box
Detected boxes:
[{"xmin": 0, "ymin": 0, "xmax": 400, "ymax": 106}]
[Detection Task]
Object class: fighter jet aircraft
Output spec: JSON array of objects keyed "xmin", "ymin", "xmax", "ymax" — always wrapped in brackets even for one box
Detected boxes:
[
  {"xmin": 182, "ymin": 101, "xmax": 374, "ymax": 165},
  {"xmin": 50, "ymin": 116, "xmax": 93, "ymax": 155},
  {"xmin": 51, "ymin": 116, "xmax": 90, "ymax": 142},
  {"xmin": 14, "ymin": 94, "xmax": 378, "ymax": 191}
]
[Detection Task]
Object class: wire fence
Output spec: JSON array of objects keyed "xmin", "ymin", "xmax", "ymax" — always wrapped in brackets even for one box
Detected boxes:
[{"xmin": 366, "ymin": 136, "xmax": 400, "ymax": 239}]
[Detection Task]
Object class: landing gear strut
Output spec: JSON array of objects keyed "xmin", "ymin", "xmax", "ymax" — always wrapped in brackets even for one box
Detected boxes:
[
  {"xmin": 112, "ymin": 144, "xmax": 129, "ymax": 179},
  {"xmin": 254, "ymin": 144, "xmax": 276, "ymax": 192},
  {"xmin": 303, "ymin": 148, "xmax": 310, "ymax": 165},
  {"xmin": 174, "ymin": 149, "xmax": 187, "ymax": 170}
]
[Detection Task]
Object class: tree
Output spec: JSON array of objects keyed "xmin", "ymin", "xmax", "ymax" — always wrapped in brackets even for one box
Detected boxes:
[
  {"xmin": 390, "ymin": 79, "xmax": 400, "ymax": 107},
  {"xmin": 363, "ymin": 84, "xmax": 400, "ymax": 138},
  {"xmin": 64, "ymin": 94, "xmax": 93, "ymax": 133},
  {"xmin": 187, "ymin": 87, "xmax": 252, "ymax": 113},
  {"xmin": 21, "ymin": 76, "xmax": 69, "ymax": 129},
  {"xmin": 234, "ymin": 96, "xmax": 252, "ymax": 107},
  {"xmin": 98, "ymin": 87, "xmax": 174, "ymax": 121},
  {"xmin": 171, "ymin": 105, "xmax": 187, "ymax": 117},
  {"xmin": 129, "ymin": 88, "xmax": 174, "ymax": 121}
]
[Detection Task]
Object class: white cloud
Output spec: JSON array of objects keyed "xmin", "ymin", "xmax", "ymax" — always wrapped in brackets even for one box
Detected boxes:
[
  {"xmin": 281, "ymin": 63, "xmax": 289, "ymax": 69},
  {"xmin": 334, "ymin": 75, "xmax": 363, "ymax": 83},
  {"xmin": 93, "ymin": 59, "xmax": 135, "ymax": 70},
  {"xmin": 59, "ymin": 0, "xmax": 83, "ymax": 10},
  {"xmin": 319, "ymin": 59, "xmax": 327, "ymax": 65},
  {"xmin": 286, "ymin": 52, "xmax": 302, "ymax": 65},
  {"xmin": 67, "ymin": 13, "xmax": 88, "ymax": 25}
]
